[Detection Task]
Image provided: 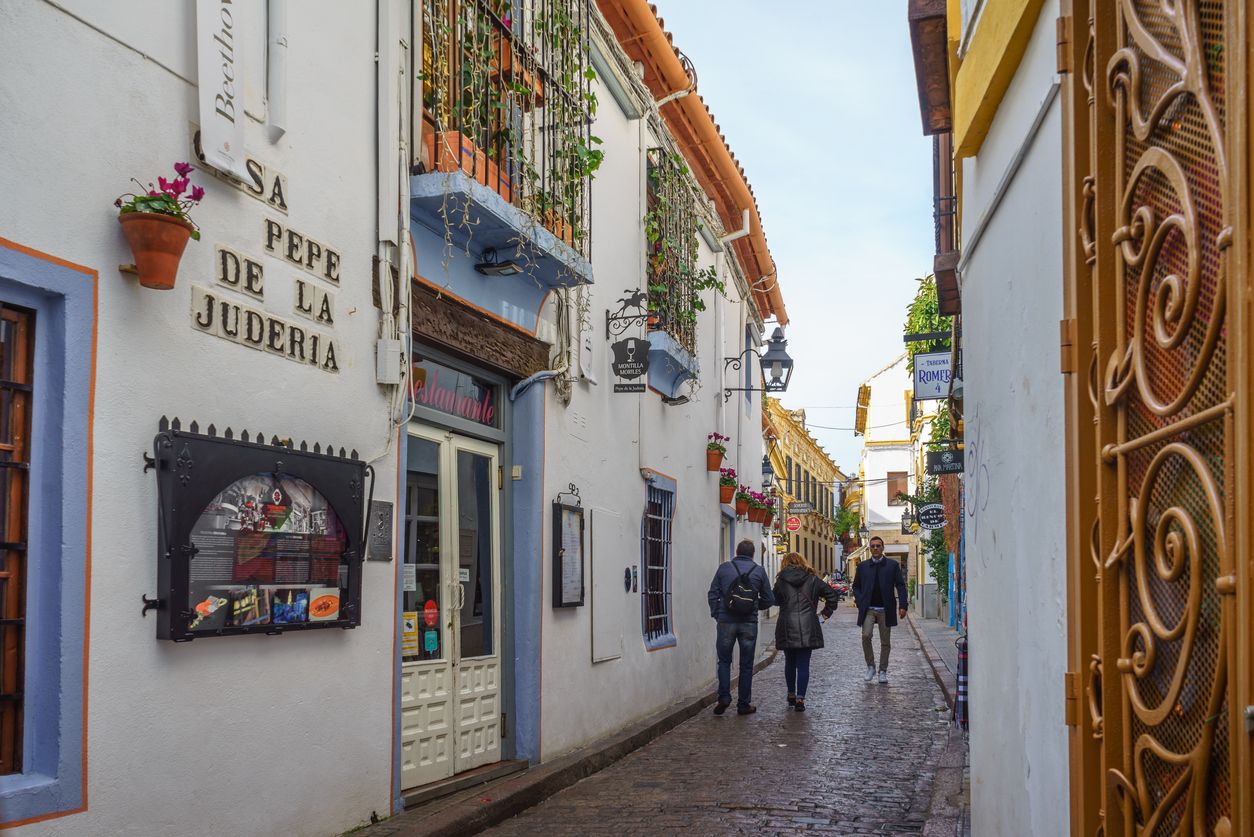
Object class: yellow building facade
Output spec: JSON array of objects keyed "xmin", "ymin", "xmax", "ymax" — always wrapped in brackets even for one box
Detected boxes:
[{"xmin": 764, "ymin": 398, "xmax": 847, "ymax": 577}]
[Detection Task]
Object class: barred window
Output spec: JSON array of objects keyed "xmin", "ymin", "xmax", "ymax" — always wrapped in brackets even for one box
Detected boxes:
[
  {"xmin": 0, "ymin": 304, "xmax": 33, "ymax": 775},
  {"xmin": 641, "ymin": 484, "xmax": 674, "ymax": 646},
  {"xmin": 645, "ymin": 148, "xmax": 703, "ymax": 354}
]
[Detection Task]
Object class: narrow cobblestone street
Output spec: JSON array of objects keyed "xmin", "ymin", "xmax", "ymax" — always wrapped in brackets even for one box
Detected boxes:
[{"xmin": 483, "ymin": 608, "xmax": 952, "ymax": 835}]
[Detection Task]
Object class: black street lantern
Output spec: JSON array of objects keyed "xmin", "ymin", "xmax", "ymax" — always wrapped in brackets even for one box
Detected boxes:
[
  {"xmin": 859, "ymin": 525, "xmax": 870, "ymax": 542},
  {"xmin": 722, "ymin": 327, "xmax": 795, "ymax": 402},
  {"xmin": 758, "ymin": 328, "xmax": 794, "ymax": 392},
  {"xmin": 761, "ymin": 455, "xmax": 775, "ymax": 488}
]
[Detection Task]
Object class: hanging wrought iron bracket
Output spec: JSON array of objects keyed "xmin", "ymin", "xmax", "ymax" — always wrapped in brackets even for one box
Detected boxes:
[
  {"xmin": 722, "ymin": 348, "xmax": 757, "ymax": 402},
  {"xmin": 555, "ymin": 482, "xmax": 581, "ymax": 507},
  {"xmin": 605, "ymin": 288, "xmax": 651, "ymax": 339},
  {"xmin": 143, "ymin": 452, "xmax": 157, "ymax": 473}
]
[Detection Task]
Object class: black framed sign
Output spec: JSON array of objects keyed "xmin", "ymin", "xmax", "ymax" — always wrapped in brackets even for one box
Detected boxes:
[
  {"xmin": 150, "ymin": 418, "xmax": 370, "ymax": 641},
  {"xmin": 925, "ymin": 448, "xmax": 964, "ymax": 475},
  {"xmin": 552, "ymin": 484, "xmax": 585, "ymax": 608}
]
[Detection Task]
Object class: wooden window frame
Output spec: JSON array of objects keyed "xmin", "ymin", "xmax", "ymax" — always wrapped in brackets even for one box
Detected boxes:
[{"xmin": 0, "ymin": 304, "xmax": 33, "ymax": 776}]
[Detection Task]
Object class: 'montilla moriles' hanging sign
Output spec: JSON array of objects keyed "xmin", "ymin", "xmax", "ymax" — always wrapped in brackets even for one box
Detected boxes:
[{"xmin": 610, "ymin": 337, "xmax": 649, "ymax": 393}]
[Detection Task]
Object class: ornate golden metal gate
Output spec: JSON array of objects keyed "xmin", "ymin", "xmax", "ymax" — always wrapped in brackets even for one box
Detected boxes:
[{"xmin": 1061, "ymin": 0, "xmax": 1253, "ymax": 833}]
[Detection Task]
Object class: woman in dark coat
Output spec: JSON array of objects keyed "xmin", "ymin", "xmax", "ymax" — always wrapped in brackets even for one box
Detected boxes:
[{"xmin": 772, "ymin": 551, "xmax": 840, "ymax": 711}]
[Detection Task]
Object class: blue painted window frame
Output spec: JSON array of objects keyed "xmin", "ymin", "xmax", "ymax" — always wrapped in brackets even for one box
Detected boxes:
[{"xmin": 0, "ymin": 242, "xmax": 93, "ymax": 827}]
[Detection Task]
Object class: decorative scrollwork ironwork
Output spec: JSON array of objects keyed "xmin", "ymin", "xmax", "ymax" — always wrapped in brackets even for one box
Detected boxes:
[{"xmin": 605, "ymin": 288, "xmax": 651, "ymax": 339}]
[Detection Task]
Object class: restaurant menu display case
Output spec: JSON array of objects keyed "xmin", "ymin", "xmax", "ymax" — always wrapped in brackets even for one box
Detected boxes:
[{"xmin": 149, "ymin": 418, "xmax": 370, "ymax": 641}]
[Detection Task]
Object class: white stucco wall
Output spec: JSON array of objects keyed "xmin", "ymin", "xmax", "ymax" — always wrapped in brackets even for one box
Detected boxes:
[
  {"xmin": 2, "ymin": 1, "xmax": 398, "ymax": 834},
  {"xmin": 535, "ymin": 75, "xmax": 768, "ymax": 759},
  {"xmin": 958, "ymin": 2, "xmax": 1070, "ymax": 834}
]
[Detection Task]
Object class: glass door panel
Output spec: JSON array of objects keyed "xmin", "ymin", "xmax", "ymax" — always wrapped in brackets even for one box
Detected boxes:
[
  {"xmin": 456, "ymin": 450, "xmax": 493, "ymax": 659},
  {"xmin": 404, "ymin": 437, "xmax": 444, "ymax": 662}
]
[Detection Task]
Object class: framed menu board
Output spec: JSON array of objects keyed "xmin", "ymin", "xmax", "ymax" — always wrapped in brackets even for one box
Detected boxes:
[
  {"xmin": 150, "ymin": 418, "xmax": 370, "ymax": 641},
  {"xmin": 552, "ymin": 486, "xmax": 585, "ymax": 608}
]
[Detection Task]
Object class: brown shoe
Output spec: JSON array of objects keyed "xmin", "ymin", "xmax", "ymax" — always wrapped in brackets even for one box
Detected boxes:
[
  {"xmin": 713, "ymin": 701, "xmax": 730, "ymax": 715},
  {"xmin": 737, "ymin": 704, "xmax": 757, "ymax": 715}
]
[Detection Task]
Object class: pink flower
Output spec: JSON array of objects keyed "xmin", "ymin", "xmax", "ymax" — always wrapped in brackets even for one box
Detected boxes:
[
  {"xmin": 190, "ymin": 184, "xmax": 205, "ymax": 202},
  {"xmin": 170, "ymin": 177, "xmax": 188, "ymax": 196},
  {"xmin": 173, "ymin": 162, "xmax": 194, "ymax": 177},
  {"xmin": 158, "ymin": 176, "xmax": 174, "ymax": 194},
  {"xmin": 148, "ymin": 190, "xmax": 161, "ymax": 197}
]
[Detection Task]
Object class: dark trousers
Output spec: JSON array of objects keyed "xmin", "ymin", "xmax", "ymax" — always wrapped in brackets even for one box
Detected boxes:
[
  {"xmin": 715, "ymin": 621, "xmax": 758, "ymax": 708},
  {"xmin": 783, "ymin": 648, "xmax": 813, "ymax": 698}
]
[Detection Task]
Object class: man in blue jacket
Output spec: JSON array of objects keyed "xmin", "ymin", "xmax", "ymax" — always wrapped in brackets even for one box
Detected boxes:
[{"xmin": 707, "ymin": 539, "xmax": 774, "ymax": 715}]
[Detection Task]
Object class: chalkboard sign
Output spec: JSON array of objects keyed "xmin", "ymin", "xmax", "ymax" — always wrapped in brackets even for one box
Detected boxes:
[{"xmin": 552, "ymin": 485, "xmax": 585, "ymax": 608}]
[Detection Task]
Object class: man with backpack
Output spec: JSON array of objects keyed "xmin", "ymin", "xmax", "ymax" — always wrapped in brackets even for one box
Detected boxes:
[{"xmin": 707, "ymin": 539, "xmax": 775, "ymax": 715}]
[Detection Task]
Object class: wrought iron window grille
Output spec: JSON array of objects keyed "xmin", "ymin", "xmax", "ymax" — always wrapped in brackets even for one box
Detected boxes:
[{"xmin": 645, "ymin": 147, "xmax": 703, "ymax": 354}]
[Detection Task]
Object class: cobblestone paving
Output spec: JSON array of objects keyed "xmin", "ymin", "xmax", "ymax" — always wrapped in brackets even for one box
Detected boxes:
[{"xmin": 484, "ymin": 608, "xmax": 952, "ymax": 836}]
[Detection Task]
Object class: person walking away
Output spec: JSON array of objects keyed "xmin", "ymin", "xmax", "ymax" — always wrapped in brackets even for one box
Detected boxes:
[
  {"xmin": 851, "ymin": 537, "xmax": 909, "ymax": 684},
  {"xmin": 707, "ymin": 539, "xmax": 774, "ymax": 715},
  {"xmin": 772, "ymin": 551, "xmax": 840, "ymax": 711}
]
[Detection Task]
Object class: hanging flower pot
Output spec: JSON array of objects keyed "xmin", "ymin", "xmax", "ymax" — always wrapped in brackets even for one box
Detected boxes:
[
  {"xmin": 706, "ymin": 432, "xmax": 728, "ymax": 471},
  {"xmin": 719, "ymin": 483, "xmax": 735, "ymax": 504},
  {"xmin": 119, "ymin": 212, "xmax": 195, "ymax": 290},
  {"xmin": 762, "ymin": 511, "xmax": 775, "ymax": 528},
  {"xmin": 115, "ymin": 162, "xmax": 204, "ymax": 290},
  {"xmin": 748, "ymin": 506, "xmax": 765, "ymax": 524},
  {"xmin": 734, "ymin": 487, "xmax": 750, "ymax": 516}
]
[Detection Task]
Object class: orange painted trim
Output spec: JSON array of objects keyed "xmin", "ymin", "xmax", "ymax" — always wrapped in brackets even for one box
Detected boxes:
[{"xmin": 0, "ymin": 238, "xmax": 97, "ymax": 830}]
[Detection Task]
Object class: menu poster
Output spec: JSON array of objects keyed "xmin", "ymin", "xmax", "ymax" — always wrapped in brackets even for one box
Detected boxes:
[
  {"xmin": 552, "ymin": 502, "xmax": 584, "ymax": 608},
  {"xmin": 308, "ymin": 587, "xmax": 341, "ymax": 621}
]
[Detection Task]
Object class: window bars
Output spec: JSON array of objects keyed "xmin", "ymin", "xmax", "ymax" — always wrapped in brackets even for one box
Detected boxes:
[
  {"xmin": 0, "ymin": 304, "xmax": 32, "ymax": 775},
  {"xmin": 646, "ymin": 148, "xmax": 701, "ymax": 354},
  {"xmin": 641, "ymin": 484, "xmax": 674, "ymax": 644},
  {"xmin": 420, "ymin": 0, "xmax": 595, "ymax": 258}
]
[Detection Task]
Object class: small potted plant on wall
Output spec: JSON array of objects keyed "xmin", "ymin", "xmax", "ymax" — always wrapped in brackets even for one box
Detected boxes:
[
  {"xmin": 735, "ymin": 484, "xmax": 752, "ymax": 517},
  {"xmin": 718, "ymin": 467, "xmax": 737, "ymax": 504},
  {"xmin": 747, "ymin": 491, "xmax": 766, "ymax": 523},
  {"xmin": 762, "ymin": 496, "xmax": 776, "ymax": 528},
  {"xmin": 115, "ymin": 162, "xmax": 205, "ymax": 290},
  {"xmin": 706, "ymin": 432, "xmax": 728, "ymax": 471}
]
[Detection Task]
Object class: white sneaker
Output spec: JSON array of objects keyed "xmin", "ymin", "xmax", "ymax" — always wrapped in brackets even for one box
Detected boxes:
[
  {"xmin": 878, "ymin": 671, "xmax": 888, "ymax": 684},
  {"xmin": 864, "ymin": 665, "xmax": 875, "ymax": 682}
]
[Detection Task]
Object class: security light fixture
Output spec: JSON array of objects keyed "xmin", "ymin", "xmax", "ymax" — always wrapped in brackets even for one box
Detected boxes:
[
  {"xmin": 474, "ymin": 248, "xmax": 523, "ymax": 277},
  {"xmin": 722, "ymin": 326, "xmax": 795, "ymax": 401}
]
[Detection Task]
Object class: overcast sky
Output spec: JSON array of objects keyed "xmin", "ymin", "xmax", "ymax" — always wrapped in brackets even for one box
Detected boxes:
[{"xmin": 656, "ymin": 1, "xmax": 935, "ymax": 473}]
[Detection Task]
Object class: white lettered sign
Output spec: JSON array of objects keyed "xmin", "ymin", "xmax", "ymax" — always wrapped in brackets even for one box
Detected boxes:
[
  {"xmin": 197, "ymin": 0, "xmax": 249, "ymax": 180},
  {"xmin": 913, "ymin": 351, "xmax": 953, "ymax": 401}
]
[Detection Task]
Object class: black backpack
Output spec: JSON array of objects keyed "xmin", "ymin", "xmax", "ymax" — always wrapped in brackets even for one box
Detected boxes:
[{"xmin": 724, "ymin": 559, "xmax": 758, "ymax": 616}]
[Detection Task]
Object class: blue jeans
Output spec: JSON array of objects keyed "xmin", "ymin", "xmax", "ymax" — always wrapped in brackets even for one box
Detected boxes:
[
  {"xmin": 716, "ymin": 621, "xmax": 758, "ymax": 708},
  {"xmin": 783, "ymin": 648, "xmax": 813, "ymax": 699}
]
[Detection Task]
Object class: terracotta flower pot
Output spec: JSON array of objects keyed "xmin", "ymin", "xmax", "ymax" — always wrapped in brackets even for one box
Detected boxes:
[
  {"xmin": 719, "ymin": 483, "xmax": 735, "ymax": 504},
  {"xmin": 119, "ymin": 212, "xmax": 194, "ymax": 290},
  {"xmin": 748, "ymin": 506, "xmax": 765, "ymax": 524},
  {"xmin": 735, "ymin": 498, "xmax": 749, "ymax": 516},
  {"xmin": 706, "ymin": 449, "xmax": 723, "ymax": 471},
  {"xmin": 762, "ymin": 512, "xmax": 774, "ymax": 528}
]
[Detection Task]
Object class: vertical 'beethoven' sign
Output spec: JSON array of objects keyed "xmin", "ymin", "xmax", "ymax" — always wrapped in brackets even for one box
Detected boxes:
[{"xmin": 197, "ymin": 0, "xmax": 248, "ymax": 180}]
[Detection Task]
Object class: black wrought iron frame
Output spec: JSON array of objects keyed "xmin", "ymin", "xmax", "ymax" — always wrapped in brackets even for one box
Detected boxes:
[{"xmin": 148, "ymin": 417, "xmax": 372, "ymax": 641}]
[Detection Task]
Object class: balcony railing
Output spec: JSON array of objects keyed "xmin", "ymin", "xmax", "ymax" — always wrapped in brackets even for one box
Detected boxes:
[
  {"xmin": 420, "ymin": 0, "xmax": 595, "ymax": 260},
  {"xmin": 645, "ymin": 148, "xmax": 700, "ymax": 354}
]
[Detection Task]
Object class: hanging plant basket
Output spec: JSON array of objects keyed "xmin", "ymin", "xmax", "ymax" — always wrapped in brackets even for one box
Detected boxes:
[
  {"xmin": 748, "ymin": 506, "xmax": 765, "ymax": 524},
  {"xmin": 706, "ymin": 449, "xmax": 723, "ymax": 471},
  {"xmin": 719, "ymin": 483, "xmax": 735, "ymax": 504},
  {"xmin": 735, "ymin": 497, "xmax": 749, "ymax": 516},
  {"xmin": 119, "ymin": 212, "xmax": 195, "ymax": 290},
  {"xmin": 762, "ymin": 511, "xmax": 775, "ymax": 528}
]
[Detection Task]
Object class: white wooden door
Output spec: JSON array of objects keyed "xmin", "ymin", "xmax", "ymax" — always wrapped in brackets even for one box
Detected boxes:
[
  {"xmin": 400, "ymin": 428, "xmax": 502, "ymax": 791},
  {"xmin": 448, "ymin": 436, "xmax": 501, "ymax": 773}
]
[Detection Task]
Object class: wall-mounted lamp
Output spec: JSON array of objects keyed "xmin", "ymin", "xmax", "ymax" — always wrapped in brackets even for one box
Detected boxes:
[
  {"xmin": 761, "ymin": 455, "xmax": 775, "ymax": 489},
  {"xmin": 474, "ymin": 248, "xmax": 522, "ymax": 277},
  {"xmin": 722, "ymin": 327, "xmax": 794, "ymax": 402}
]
